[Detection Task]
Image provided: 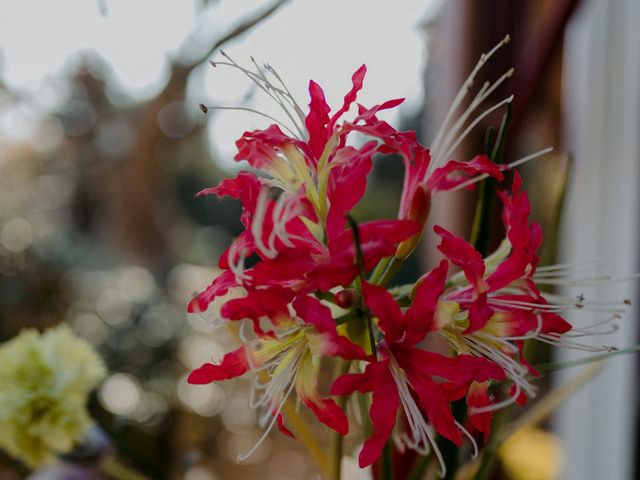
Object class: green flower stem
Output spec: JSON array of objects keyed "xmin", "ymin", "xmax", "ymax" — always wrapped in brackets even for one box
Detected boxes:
[
  {"xmin": 330, "ymin": 359, "xmax": 352, "ymax": 480},
  {"xmin": 440, "ymin": 399, "xmax": 467, "ymax": 480},
  {"xmin": 376, "ymin": 256, "xmax": 403, "ymax": 287},
  {"xmin": 406, "ymin": 455, "xmax": 431, "ymax": 480},
  {"xmin": 472, "ymin": 403, "xmax": 510, "ymax": 480},
  {"xmin": 370, "ymin": 256, "xmax": 392, "ymax": 285},
  {"xmin": 381, "ymin": 441, "xmax": 393, "ymax": 480}
]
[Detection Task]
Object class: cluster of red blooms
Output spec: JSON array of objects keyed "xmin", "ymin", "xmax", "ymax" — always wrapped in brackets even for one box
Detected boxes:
[{"xmin": 187, "ymin": 51, "xmax": 617, "ymax": 475}]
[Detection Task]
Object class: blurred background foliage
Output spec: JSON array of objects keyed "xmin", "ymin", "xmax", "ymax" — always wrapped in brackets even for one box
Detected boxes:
[{"xmin": 0, "ymin": 1, "xmax": 611, "ymax": 479}]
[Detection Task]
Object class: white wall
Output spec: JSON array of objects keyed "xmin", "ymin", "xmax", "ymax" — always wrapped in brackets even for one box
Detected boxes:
[{"xmin": 556, "ymin": 0, "xmax": 640, "ymax": 478}]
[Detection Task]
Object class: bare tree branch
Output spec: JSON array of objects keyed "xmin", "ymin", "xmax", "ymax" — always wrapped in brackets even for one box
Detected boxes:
[{"xmin": 183, "ymin": 0, "xmax": 293, "ymax": 71}]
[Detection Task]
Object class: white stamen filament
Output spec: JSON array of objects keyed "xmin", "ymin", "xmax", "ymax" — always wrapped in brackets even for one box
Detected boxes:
[
  {"xmin": 228, "ymin": 239, "xmax": 251, "ymax": 284},
  {"xmin": 252, "ymin": 186, "xmax": 278, "ymax": 259},
  {"xmin": 455, "ymin": 420, "xmax": 479, "ymax": 459},
  {"xmin": 240, "ymin": 342, "xmax": 305, "ymax": 462},
  {"xmin": 432, "ymin": 65, "xmax": 513, "ymax": 171},
  {"xmin": 463, "ymin": 335, "xmax": 535, "ymax": 402},
  {"xmin": 469, "ymin": 382, "xmax": 522, "ymax": 415},
  {"xmin": 430, "ymin": 35, "xmax": 511, "ymax": 165},
  {"xmin": 434, "ymin": 95, "xmax": 514, "ymax": 170},
  {"xmin": 535, "ymin": 333, "xmax": 617, "ymax": 352},
  {"xmin": 201, "ymin": 105, "xmax": 299, "ymax": 138},
  {"xmin": 215, "ymin": 53, "xmax": 307, "ymax": 139},
  {"xmin": 445, "ymin": 146, "xmax": 554, "ymax": 194},
  {"xmin": 389, "ymin": 361, "xmax": 446, "ymax": 478}
]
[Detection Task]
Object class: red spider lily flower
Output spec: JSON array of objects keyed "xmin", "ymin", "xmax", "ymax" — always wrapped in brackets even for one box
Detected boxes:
[
  {"xmin": 331, "ymin": 262, "xmax": 505, "ymax": 474},
  {"xmin": 189, "ymin": 295, "xmax": 368, "ymax": 459},
  {"xmin": 433, "ymin": 172, "xmax": 624, "ymax": 413}
]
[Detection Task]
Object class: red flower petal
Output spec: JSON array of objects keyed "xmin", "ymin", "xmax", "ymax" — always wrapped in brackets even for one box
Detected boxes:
[
  {"xmin": 292, "ymin": 295, "xmax": 367, "ymax": 360},
  {"xmin": 332, "ymin": 366, "xmax": 392, "ymax": 465},
  {"xmin": 327, "ymin": 64, "xmax": 367, "ymax": 131},
  {"xmin": 362, "ymin": 282, "xmax": 405, "ymax": 343},
  {"xmin": 188, "ymin": 347, "xmax": 250, "ymax": 384},
  {"xmin": 277, "ymin": 414, "xmax": 295, "ymax": 438},
  {"xmin": 325, "ymin": 142, "xmax": 376, "ymax": 240},
  {"xmin": 187, "ymin": 270, "xmax": 238, "ymax": 313},
  {"xmin": 427, "ymin": 154, "xmax": 504, "ymax": 192},
  {"xmin": 402, "ymin": 260, "xmax": 449, "ymax": 344},
  {"xmin": 221, "ymin": 286, "xmax": 295, "ymax": 334},
  {"xmin": 301, "ymin": 395, "xmax": 349, "ymax": 435},
  {"xmin": 467, "ymin": 381, "xmax": 493, "ymax": 442},
  {"xmin": 305, "ymin": 80, "xmax": 331, "ymax": 160},
  {"xmin": 434, "ymin": 225, "xmax": 488, "ymax": 294}
]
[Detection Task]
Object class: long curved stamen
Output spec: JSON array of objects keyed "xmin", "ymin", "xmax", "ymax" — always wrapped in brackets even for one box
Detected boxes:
[
  {"xmin": 463, "ymin": 336, "xmax": 535, "ymax": 400},
  {"xmin": 469, "ymin": 382, "xmax": 522, "ymax": 415},
  {"xmin": 213, "ymin": 53, "xmax": 307, "ymax": 139},
  {"xmin": 389, "ymin": 361, "xmax": 446, "ymax": 478},
  {"xmin": 252, "ymin": 186, "xmax": 278, "ymax": 259},
  {"xmin": 228, "ymin": 240, "xmax": 251, "ymax": 284},
  {"xmin": 239, "ymin": 377, "xmax": 297, "ymax": 462},
  {"xmin": 241, "ymin": 341, "xmax": 306, "ymax": 461},
  {"xmin": 430, "ymin": 35, "xmax": 511, "ymax": 167},
  {"xmin": 201, "ymin": 105, "xmax": 300, "ymax": 137},
  {"xmin": 455, "ymin": 420, "xmax": 479, "ymax": 459},
  {"xmin": 536, "ymin": 333, "xmax": 617, "ymax": 352},
  {"xmin": 435, "ymin": 95, "xmax": 514, "ymax": 169},
  {"xmin": 445, "ymin": 146, "xmax": 554, "ymax": 194}
]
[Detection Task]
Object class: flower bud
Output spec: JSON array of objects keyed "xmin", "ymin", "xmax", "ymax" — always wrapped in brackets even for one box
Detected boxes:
[
  {"xmin": 395, "ymin": 185, "xmax": 431, "ymax": 260},
  {"xmin": 334, "ymin": 289, "xmax": 358, "ymax": 309}
]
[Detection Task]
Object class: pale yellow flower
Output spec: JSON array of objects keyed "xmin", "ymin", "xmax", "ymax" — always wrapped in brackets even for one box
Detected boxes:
[
  {"xmin": 499, "ymin": 427, "xmax": 564, "ymax": 480},
  {"xmin": 0, "ymin": 324, "xmax": 107, "ymax": 468}
]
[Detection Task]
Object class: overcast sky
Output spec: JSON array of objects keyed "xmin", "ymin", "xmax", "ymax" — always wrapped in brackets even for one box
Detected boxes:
[{"xmin": 0, "ymin": 0, "xmax": 440, "ymax": 162}]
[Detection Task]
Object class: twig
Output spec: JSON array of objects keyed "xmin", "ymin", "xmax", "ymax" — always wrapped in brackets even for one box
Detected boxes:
[{"xmin": 183, "ymin": 0, "xmax": 293, "ymax": 71}]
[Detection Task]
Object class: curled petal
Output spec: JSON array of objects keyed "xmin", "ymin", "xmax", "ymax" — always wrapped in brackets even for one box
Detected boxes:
[
  {"xmin": 305, "ymin": 80, "xmax": 331, "ymax": 159},
  {"xmin": 434, "ymin": 225, "xmax": 487, "ymax": 294},
  {"xmin": 428, "ymin": 154, "xmax": 503, "ymax": 192},
  {"xmin": 301, "ymin": 396, "xmax": 349, "ymax": 435},
  {"xmin": 187, "ymin": 270, "xmax": 238, "ymax": 314},
  {"xmin": 222, "ymin": 286, "xmax": 295, "ymax": 335},
  {"xmin": 277, "ymin": 414, "xmax": 295, "ymax": 438},
  {"xmin": 327, "ymin": 64, "xmax": 367, "ymax": 131},
  {"xmin": 188, "ymin": 347, "xmax": 250, "ymax": 384}
]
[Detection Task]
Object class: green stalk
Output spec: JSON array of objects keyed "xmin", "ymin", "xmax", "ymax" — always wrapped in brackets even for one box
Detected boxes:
[
  {"xmin": 406, "ymin": 455, "xmax": 431, "ymax": 480},
  {"xmin": 380, "ymin": 441, "xmax": 394, "ymax": 480},
  {"xmin": 472, "ymin": 405, "xmax": 510, "ymax": 480},
  {"xmin": 370, "ymin": 256, "xmax": 392, "ymax": 284},
  {"xmin": 330, "ymin": 360, "xmax": 352, "ymax": 480},
  {"xmin": 377, "ymin": 256, "xmax": 403, "ymax": 287}
]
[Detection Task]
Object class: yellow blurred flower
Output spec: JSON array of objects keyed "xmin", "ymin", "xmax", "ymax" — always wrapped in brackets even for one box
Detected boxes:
[
  {"xmin": 499, "ymin": 427, "xmax": 564, "ymax": 480},
  {"xmin": 0, "ymin": 324, "xmax": 107, "ymax": 468}
]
